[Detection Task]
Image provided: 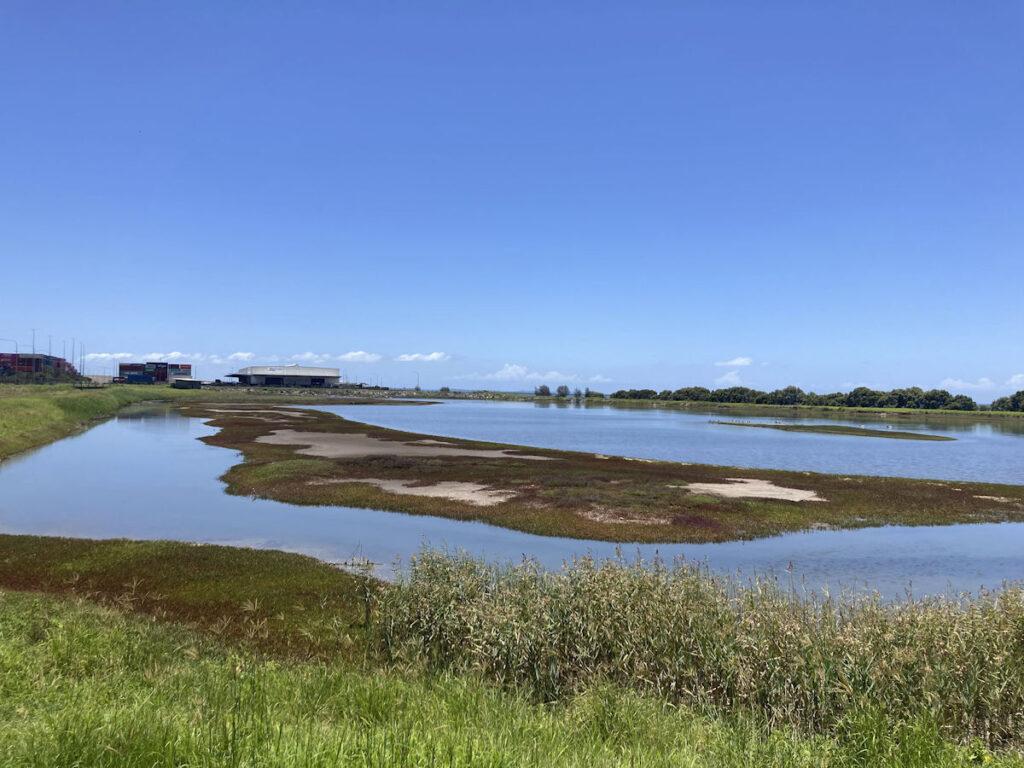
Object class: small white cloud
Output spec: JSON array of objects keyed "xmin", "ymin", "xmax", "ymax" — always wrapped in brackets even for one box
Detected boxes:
[
  {"xmin": 336, "ymin": 350, "xmax": 382, "ymax": 363},
  {"xmin": 228, "ymin": 352, "xmax": 254, "ymax": 362},
  {"xmin": 589, "ymin": 374, "xmax": 612, "ymax": 383},
  {"xmin": 939, "ymin": 377, "xmax": 996, "ymax": 391},
  {"xmin": 84, "ymin": 352, "xmax": 133, "ymax": 361},
  {"xmin": 290, "ymin": 352, "xmax": 333, "ymax": 364},
  {"xmin": 1006, "ymin": 374, "xmax": 1024, "ymax": 388},
  {"xmin": 714, "ymin": 370, "xmax": 742, "ymax": 386},
  {"xmin": 461, "ymin": 363, "xmax": 578, "ymax": 382},
  {"xmin": 395, "ymin": 352, "xmax": 451, "ymax": 362},
  {"xmin": 715, "ymin": 357, "xmax": 753, "ymax": 367},
  {"xmin": 143, "ymin": 351, "xmax": 202, "ymax": 362}
]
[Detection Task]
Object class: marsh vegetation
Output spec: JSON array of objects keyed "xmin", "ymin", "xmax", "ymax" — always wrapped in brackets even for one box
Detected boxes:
[{"xmin": 1, "ymin": 536, "xmax": 1022, "ymax": 766}]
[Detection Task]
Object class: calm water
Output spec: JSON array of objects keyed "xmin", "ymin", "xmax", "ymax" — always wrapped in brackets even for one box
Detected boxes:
[
  {"xmin": 1, "ymin": 404, "xmax": 1022, "ymax": 599},
  {"xmin": 312, "ymin": 399, "xmax": 1024, "ymax": 485}
]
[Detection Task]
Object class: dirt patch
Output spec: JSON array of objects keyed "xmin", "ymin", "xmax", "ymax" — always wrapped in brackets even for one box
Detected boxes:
[
  {"xmin": 672, "ymin": 478, "xmax": 825, "ymax": 502},
  {"xmin": 311, "ymin": 478, "xmax": 517, "ymax": 506},
  {"xmin": 975, "ymin": 495, "xmax": 1014, "ymax": 503},
  {"xmin": 578, "ymin": 507, "xmax": 671, "ymax": 525},
  {"xmin": 255, "ymin": 430, "xmax": 553, "ymax": 461}
]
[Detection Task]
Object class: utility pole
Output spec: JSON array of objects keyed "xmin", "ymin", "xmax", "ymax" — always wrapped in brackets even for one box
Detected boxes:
[{"xmin": 31, "ymin": 328, "xmax": 36, "ymax": 355}]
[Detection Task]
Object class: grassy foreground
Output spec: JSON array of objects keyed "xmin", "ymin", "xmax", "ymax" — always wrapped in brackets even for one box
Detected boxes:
[
  {"xmin": 1, "ymin": 536, "xmax": 1022, "ymax": 766},
  {"xmin": 4, "ymin": 589, "xmax": 1000, "ymax": 768}
]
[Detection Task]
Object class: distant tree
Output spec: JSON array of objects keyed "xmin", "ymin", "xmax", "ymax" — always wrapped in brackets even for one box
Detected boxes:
[
  {"xmin": 611, "ymin": 389, "xmax": 657, "ymax": 400},
  {"xmin": 887, "ymin": 387, "xmax": 924, "ymax": 409},
  {"xmin": 709, "ymin": 386, "xmax": 760, "ymax": 404},
  {"xmin": 947, "ymin": 394, "xmax": 977, "ymax": 411},
  {"xmin": 584, "ymin": 388, "xmax": 604, "ymax": 399},
  {"xmin": 991, "ymin": 391, "xmax": 1024, "ymax": 412},
  {"xmin": 556, "ymin": 385, "xmax": 571, "ymax": 398},
  {"xmin": 572, "ymin": 388, "xmax": 582, "ymax": 398},
  {"xmin": 534, "ymin": 385, "xmax": 551, "ymax": 397},
  {"xmin": 671, "ymin": 386, "xmax": 712, "ymax": 402},
  {"xmin": 844, "ymin": 387, "xmax": 886, "ymax": 408},
  {"xmin": 439, "ymin": 386, "xmax": 451, "ymax": 394},
  {"xmin": 760, "ymin": 386, "xmax": 806, "ymax": 406},
  {"xmin": 920, "ymin": 389, "xmax": 954, "ymax": 410}
]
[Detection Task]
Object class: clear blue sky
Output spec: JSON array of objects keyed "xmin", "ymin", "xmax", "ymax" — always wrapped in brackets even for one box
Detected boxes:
[{"xmin": 2, "ymin": 2, "xmax": 1021, "ymax": 398}]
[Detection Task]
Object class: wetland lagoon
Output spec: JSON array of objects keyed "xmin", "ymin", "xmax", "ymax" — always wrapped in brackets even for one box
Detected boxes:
[{"xmin": 2, "ymin": 398, "xmax": 1023, "ymax": 599}]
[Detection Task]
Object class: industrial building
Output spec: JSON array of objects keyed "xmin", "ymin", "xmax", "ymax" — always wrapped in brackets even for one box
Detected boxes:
[
  {"xmin": 118, "ymin": 361, "xmax": 193, "ymax": 384},
  {"xmin": 0, "ymin": 353, "xmax": 80, "ymax": 378},
  {"xmin": 226, "ymin": 364, "xmax": 340, "ymax": 387}
]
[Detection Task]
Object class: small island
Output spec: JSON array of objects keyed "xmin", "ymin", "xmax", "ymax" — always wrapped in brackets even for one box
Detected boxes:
[{"xmin": 711, "ymin": 421, "xmax": 955, "ymax": 441}]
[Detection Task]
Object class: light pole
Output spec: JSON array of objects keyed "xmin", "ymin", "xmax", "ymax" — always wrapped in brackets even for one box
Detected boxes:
[{"xmin": 0, "ymin": 338, "xmax": 17, "ymax": 354}]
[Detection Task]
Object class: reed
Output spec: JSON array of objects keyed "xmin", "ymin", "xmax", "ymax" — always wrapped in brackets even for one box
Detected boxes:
[
  {"xmin": 2, "ymin": 589, "xmax": 1014, "ymax": 767},
  {"xmin": 378, "ymin": 550, "xmax": 1024, "ymax": 750}
]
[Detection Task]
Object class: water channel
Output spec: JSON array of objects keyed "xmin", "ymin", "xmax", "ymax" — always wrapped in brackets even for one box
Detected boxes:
[
  {"xmin": 315, "ymin": 399, "xmax": 1024, "ymax": 485},
  {"xmin": 1, "ymin": 402, "xmax": 1023, "ymax": 599}
]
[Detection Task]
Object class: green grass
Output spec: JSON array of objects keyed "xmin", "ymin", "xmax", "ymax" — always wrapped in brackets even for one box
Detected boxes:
[
  {"xmin": 1, "ymin": 585, "xmax": 1019, "ymax": 767},
  {"xmin": 0, "ymin": 535, "xmax": 369, "ymax": 660},
  {"xmin": 4, "ymin": 536, "xmax": 1024, "ymax": 759},
  {"xmin": 711, "ymin": 421, "xmax": 957, "ymax": 440},
  {"xmin": 0, "ymin": 382, "xmax": 413, "ymax": 463}
]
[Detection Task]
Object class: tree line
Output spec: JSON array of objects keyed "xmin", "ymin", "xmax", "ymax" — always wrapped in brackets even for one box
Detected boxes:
[
  {"xmin": 534, "ymin": 385, "xmax": 603, "ymax": 399},
  {"xmin": 604, "ymin": 385, "xmax": 1024, "ymax": 412}
]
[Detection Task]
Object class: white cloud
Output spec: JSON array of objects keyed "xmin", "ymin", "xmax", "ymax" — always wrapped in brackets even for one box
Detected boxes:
[
  {"xmin": 939, "ymin": 377, "xmax": 996, "ymax": 391},
  {"xmin": 1006, "ymin": 374, "xmax": 1024, "ymax": 388},
  {"xmin": 336, "ymin": 350, "xmax": 382, "ymax": 363},
  {"xmin": 395, "ymin": 352, "xmax": 451, "ymax": 362},
  {"xmin": 714, "ymin": 370, "xmax": 742, "ymax": 386},
  {"xmin": 227, "ymin": 352, "xmax": 254, "ymax": 362},
  {"xmin": 462, "ymin": 363, "xmax": 578, "ymax": 382},
  {"xmin": 589, "ymin": 374, "xmax": 612, "ymax": 383},
  {"xmin": 715, "ymin": 357, "xmax": 753, "ymax": 367},
  {"xmin": 143, "ymin": 351, "xmax": 202, "ymax": 362},
  {"xmin": 84, "ymin": 352, "xmax": 133, "ymax": 361},
  {"xmin": 290, "ymin": 352, "xmax": 335, "ymax": 365}
]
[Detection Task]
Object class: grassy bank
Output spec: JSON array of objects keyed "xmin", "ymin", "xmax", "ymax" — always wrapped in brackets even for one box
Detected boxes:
[
  {"xmin": 711, "ymin": 421, "xmax": 956, "ymax": 440},
  {"xmin": 1, "ymin": 536, "xmax": 1021, "ymax": 765},
  {"xmin": 186, "ymin": 404, "xmax": 1024, "ymax": 543},
  {"xmin": 0, "ymin": 383, "xmax": 405, "ymax": 463}
]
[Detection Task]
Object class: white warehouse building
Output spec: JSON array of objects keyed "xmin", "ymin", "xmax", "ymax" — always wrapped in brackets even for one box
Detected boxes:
[{"xmin": 226, "ymin": 364, "xmax": 340, "ymax": 387}]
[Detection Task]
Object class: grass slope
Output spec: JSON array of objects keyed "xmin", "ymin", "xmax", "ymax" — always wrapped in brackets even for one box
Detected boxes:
[
  {"xmin": 0, "ymin": 383, "xmax": 414, "ymax": 463},
  {"xmin": 1, "ymin": 555, "xmax": 1019, "ymax": 766}
]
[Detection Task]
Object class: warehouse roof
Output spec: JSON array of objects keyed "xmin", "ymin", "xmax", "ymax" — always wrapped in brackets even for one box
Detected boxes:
[{"xmin": 227, "ymin": 364, "xmax": 340, "ymax": 377}]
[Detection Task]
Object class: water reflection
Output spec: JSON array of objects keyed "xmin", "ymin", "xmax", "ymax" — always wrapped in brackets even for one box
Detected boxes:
[{"xmin": 311, "ymin": 400, "xmax": 1024, "ymax": 485}]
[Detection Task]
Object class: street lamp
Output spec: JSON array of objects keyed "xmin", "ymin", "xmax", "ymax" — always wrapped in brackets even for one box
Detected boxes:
[{"xmin": 0, "ymin": 338, "xmax": 18, "ymax": 354}]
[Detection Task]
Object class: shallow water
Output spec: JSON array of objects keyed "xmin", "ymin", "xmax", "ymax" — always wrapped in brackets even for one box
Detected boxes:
[
  {"xmin": 310, "ymin": 399, "xmax": 1024, "ymax": 485},
  {"xmin": 0, "ymin": 404, "xmax": 1022, "ymax": 599}
]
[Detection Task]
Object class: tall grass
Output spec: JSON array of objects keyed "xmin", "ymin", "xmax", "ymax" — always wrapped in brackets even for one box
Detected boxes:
[
  {"xmin": 377, "ymin": 551, "xmax": 1024, "ymax": 749},
  {"xmin": 1, "ymin": 589, "xmax": 1015, "ymax": 767}
]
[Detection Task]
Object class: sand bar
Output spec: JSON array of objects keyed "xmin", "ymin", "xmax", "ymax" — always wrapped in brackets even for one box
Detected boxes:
[
  {"xmin": 255, "ymin": 429, "xmax": 553, "ymax": 461},
  {"xmin": 311, "ymin": 478, "xmax": 517, "ymax": 506},
  {"xmin": 675, "ymin": 478, "xmax": 824, "ymax": 502}
]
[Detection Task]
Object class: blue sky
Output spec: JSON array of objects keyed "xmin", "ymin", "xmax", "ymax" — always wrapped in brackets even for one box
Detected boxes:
[{"xmin": 2, "ymin": 2, "xmax": 1021, "ymax": 398}]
